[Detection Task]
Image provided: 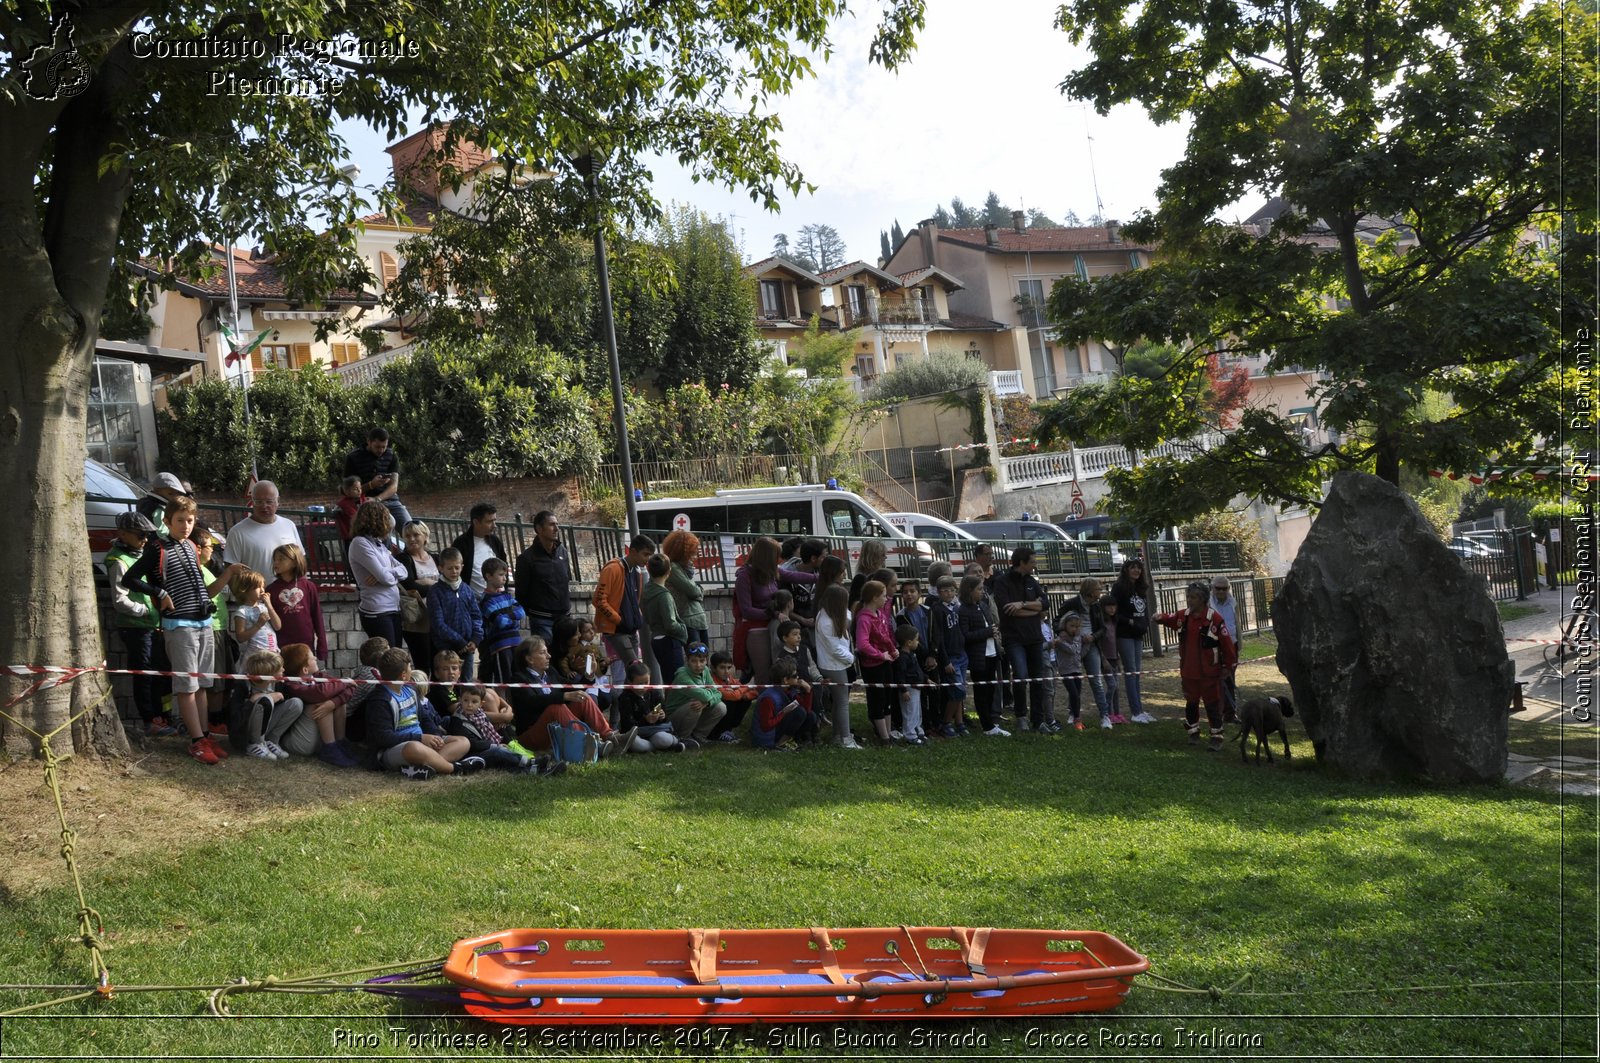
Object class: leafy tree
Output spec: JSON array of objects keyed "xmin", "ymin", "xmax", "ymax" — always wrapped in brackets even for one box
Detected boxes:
[
  {"xmin": 867, "ymin": 351, "xmax": 989, "ymax": 403},
  {"xmin": 1038, "ymin": 0, "xmax": 1591, "ymax": 535},
  {"xmin": 982, "ymin": 191, "xmax": 1011, "ymax": 228},
  {"xmin": 1027, "ymin": 209, "xmax": 1062, "ymax": 229},
  {"xmin": 1063, "ymin": 209, "xmax": 1083, "ymax": 226},
  {"xmin": 948, "ymin": 197, "xmax": 981, "ymax": 227},
  {"xmin": 651, "ymin": 207, "xmax": 764, "ymax": 389},
  {"xmin": 773, "ymin": 233, "xmax": 792, "ymax": 260},
  {"xmin": 0, "ymin": 0, "xmax": 925, "ymax": 756},
  {"xmin": 1178, "ymin": 509, "xmax": 1271, "ymax": 575},
  {"xmin": 931, "ymin": 205, "xmax": 953, "ymax": 228},
  {"xmin": 796, "ymin": 223, "xmax": 848, "ymax": 272},
  {"xmin": 755, "ymin": 319, "xmax": 868, "ymax": 462}
]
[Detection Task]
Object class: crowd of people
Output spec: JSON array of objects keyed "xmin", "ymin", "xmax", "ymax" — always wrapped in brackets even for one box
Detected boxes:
[{"xmin": 102, "ymin": 435, "xmax": 1248, "ymax": 776}]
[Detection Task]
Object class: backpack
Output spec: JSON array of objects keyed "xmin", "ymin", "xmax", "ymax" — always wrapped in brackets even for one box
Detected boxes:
[{"xmin": 547, "ymin": 719, "xmax": 600, "ymax": 765}]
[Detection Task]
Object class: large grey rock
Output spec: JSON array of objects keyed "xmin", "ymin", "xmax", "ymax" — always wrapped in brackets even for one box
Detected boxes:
[{"xmin": 1272, "ymin": 471, "xmax": 1512, "ymax": 782}]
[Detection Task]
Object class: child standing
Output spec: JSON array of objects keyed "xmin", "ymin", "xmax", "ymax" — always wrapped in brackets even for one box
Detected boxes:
[
  {"xmin": 929, "ymin": 576, "xmax": 969, "ymax": 737},
  {"xmin": 1052, "ymin": 613, "xmax": 1096, "ymax": 730},
  {"xmin": 120, "ymin": 497, "xmax": 246, "ymax": 764},
  {"xmin": 617, "ymin": 659, "xmax": 688, "ymax": 752},
  {"xmin": 642, "ymin": 553, "xmax": 687, "ymax": 687},
  {"xmin": 477, "ymin": 557, "xmax": 525, "ymax": 685},
  {"xmin": 896, "ymin": 579, "xmax": 929, "ymax": 650},
  {"xmin": 812, "ymin": 583, "xmax": 861, "ymax": 749},
  {"xmin": 892, "ymin": 623, "xmax": 928, "ymax": 744},
  {"xmin": 105, "ymin": 511, "xmax": 171, "ymax": 735},
  {"xmin": 229, "ymin": 570, "xmax": 282, "ymax": 657},
  {"xmin": 364, "ymin": 647, "xmax": 484, "ymax": 780},
  {"xmin": 268, "ymin": 543, "xmax": 328, "ymax": 663},
  {"xmin": 238, "ymin": 649, "xmax": 302, "ymax": 760},
  {"xmin": 334, "ymin": 475, "xmax": 365, "ymax": 544},
  {"xmin": 709, "ymin": 649, "xmax": 759, "ymax": 742},
  {"xmin": 1095, "ymin": 594, "xmax": 1125, "ymax": 725},
  {"xmin": 853, "ymin": 580, "xmax": 899, "ymax": 744},
  {"xmin": 771, "ymin": 619, "xmax": 821, "ymax": 712},
  {"xmin": 958, "ymin": 575, "xmax": 1006, "ymax": 736},
  {"xmin": 751, "ymin": 658, "xmax": 818, "ymax": 751},
  {"xmin": 1155, "ymin": 581, "xmax": 1237, "ymax": 751},
  {"xmin": 429, "ymin": 547, "xmax": 482, "ymax": 681}
]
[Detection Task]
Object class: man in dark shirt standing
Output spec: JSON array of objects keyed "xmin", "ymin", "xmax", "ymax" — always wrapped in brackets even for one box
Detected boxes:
[
  {"xmin": 343, "ymin": 427, "xmax": 410, "ymax": 531},
  {"xmin": 991, "ymin": 545, "xmax": 1051, "ymax": 733},
  {"xmin": 514, "ymin": 510, "xmax": 572, "ymax": 640}
]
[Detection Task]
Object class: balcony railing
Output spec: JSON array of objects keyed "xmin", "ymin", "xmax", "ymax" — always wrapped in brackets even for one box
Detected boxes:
[
  {"xmin": 999, "ymin": 431, "xmax": 1225, "ymax": 490},
  {"xmin": 333, "ymin": 342, "xmax": 416, "ymax": 384},
  {"xmin": 989, "ymin": 370, "xmax": 1026, "ymax": 397},
  {"xmin": 830, "ymin": 302, "xmax": 932, "ymax": 330}
]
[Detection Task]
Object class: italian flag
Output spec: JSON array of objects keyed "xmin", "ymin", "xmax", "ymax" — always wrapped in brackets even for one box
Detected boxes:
[{"xmin": 222, "ymin": 325, "xmax": 272, "ymax": 367}]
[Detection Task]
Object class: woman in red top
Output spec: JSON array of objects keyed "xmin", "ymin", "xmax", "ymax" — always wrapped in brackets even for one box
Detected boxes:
[{"xmin": 1155, "ymin": 581, "xmax": 1238, "ymax": 751}]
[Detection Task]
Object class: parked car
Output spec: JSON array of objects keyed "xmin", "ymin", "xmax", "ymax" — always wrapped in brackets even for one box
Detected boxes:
[
  {"xmin": 1450, "ymin": 535, "xmax": 1504, "ymax": 559},
  {"xmin": 636, "ymin": 484, "xmax": 934, "ymax": 573},
  {"xmin": 955, "ymin": 518, "xmax": 1106, "ymax": 575},
  {"xmin": 86, "ymin": 457, "xmax": 143, "ymax": 574}
]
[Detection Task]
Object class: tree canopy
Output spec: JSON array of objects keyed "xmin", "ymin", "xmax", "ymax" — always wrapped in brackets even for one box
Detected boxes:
[
  {"xmin": 0, "ymin": 0, "xmax": 925, "ymax": 755},
  {"xmin": 1037, "ymin": 0, "xmax": 1593, "ymax": 532}
]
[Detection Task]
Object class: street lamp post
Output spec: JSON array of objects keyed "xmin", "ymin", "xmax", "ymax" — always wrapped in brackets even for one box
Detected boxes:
[{"xmin": 579, "ymin": 153, "xmax": 639, "ymax": 536}]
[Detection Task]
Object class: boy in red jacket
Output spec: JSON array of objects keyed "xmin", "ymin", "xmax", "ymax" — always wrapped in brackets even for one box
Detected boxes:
[{"xmin": 1155, "ymin": 581, "xmax": 1238, "ymax": 751}]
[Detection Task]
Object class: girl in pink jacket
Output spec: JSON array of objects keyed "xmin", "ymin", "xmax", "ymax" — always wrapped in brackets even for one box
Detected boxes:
[{"xmin": 853, "ymin": 580, "xmax": 899, "ymax": 743}]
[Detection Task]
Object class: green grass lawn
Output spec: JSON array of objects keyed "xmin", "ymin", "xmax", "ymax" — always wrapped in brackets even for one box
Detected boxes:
[
  {"xmin": 2, "ymin": 696, "xmax": 1595, "ymax": 1060},
  {"xmin": 1498, "ymin": 603, "xmax": 1547, "ymax": 624}
]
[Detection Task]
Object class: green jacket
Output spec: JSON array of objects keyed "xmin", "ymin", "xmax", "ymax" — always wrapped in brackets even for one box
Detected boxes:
[
  {"xmin": 668, "ymin": 561, "xmax": 709, "ymax": 631},
  {"xmin": 105, "ymin": 541, "xmax": 159, "ymax": 630},
  {"xmin": 664, "ymin": 664, "xmax": 722, "ymax": 715},
  {"xmin": 642, "ymin": 580, "xmax": 687, "ymax": 643}
]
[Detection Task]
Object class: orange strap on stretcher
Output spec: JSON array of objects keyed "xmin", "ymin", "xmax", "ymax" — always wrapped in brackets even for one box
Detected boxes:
[
  {"xmin": 954, "ymin": 926, "xmax": 992, "ymax": 977},
  {"xmin": 811, "ymin": 927, "xmax": 846, "ymax": 984},
  {"xmin": 689, "ymin": 928, "xmax": 720, "ymax": 985}
]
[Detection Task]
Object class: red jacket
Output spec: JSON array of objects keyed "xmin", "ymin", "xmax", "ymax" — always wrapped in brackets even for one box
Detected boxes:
[
  {"xmin": 1155, "ymin": 607, "xmax": 1237, "ymax": 682},
  {"xmin": 284, "ymin": 671, "xmax": 357, "ymax": 707}
]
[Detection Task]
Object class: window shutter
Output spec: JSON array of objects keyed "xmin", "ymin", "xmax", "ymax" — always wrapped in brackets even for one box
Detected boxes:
[
  {"xmin": 379, "ymin": 252, "xmax": 398, "ymax": 289},
  {"xmin": 291, "ymin": 343, "xmax": 311, "ymax": 368},
  {"xmin": 249, "ymin": 346, "xmax": 263, "ymax": 371}
]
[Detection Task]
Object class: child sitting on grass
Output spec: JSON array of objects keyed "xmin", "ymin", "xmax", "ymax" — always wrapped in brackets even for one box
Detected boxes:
[
  {"xmin": 416, "ymin": 675, "xmax": 540, "ymax": 774},
  {"xmin": 341, "ymin": 636, "xmax": 392, "ymax": 747},
  {"xmin": 505, "ymin": 636, "xmax": 633, "ymax": 759},
  {"xmin": 617, "ymin": 659, "xmax": 690, "ymax": 752},
  {"xmin": 751, "ymin": 658, "xmax": 817, "ymax": 751},
  {"xmin": 708, "ymin": 649, "xmax": 757, "ymax": 742},
  {"xmin": 278, "ymin": 643, "xmax": 360, "ymax": 765},
  {"xmin": 771, "ymin": 619, "xmax": 820, "ymax": 712},
  {"xmin": 364, "ymin": 647, "xmax": 485, "ymax": 781},
  {"xmin": 238, "ymin": 649, "xmax": 300, "ymax": 761},
  {"xmin": 665, "ymin": 642, "xmax": 726, "ymax": 745}
]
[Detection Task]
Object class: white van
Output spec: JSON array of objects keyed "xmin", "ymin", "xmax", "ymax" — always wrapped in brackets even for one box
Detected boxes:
[
  {"xmin": 635, "ymin": 485, "xmax": 932, "ymax": 569},
  {"xmin": 884, "ymin": 511, "xmax": 979, "ymax": 542}
]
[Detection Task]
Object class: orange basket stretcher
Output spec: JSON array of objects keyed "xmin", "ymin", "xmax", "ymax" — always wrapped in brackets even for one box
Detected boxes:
[{"xmin": 436, "ymin": 925, "xmax": 1149, "ymax": 1025}]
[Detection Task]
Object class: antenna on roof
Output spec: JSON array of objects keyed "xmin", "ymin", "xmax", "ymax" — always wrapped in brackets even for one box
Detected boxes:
[{"xmin": 1082, "ymin": 109, "xmax": 1106, "ymax": 224}]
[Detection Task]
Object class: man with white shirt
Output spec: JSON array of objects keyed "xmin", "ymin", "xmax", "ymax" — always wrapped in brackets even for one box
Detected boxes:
[
  {"xmin": 450, "ymin": 501, "xmax": 508, "ymax": 594},
  {"xmin": 1209, "ymin": 576, "xmax": 1240, "ymax": 722},
  {"xmin": 226, "ymin": 481, "xmax": 301, "ymax": 580}
]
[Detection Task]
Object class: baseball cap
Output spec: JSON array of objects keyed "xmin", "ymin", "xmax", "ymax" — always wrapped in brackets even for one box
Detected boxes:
[
  {"xmin": 686, "ymin": 642, "xmax": 709, "ymax": 657},
  {"xmin": 154, "ymin": 472, "xmax": 185, "ymax": 493},
  {"xmin": 115, "ymin": 511, "xmax": 156, "ymax": 533}
]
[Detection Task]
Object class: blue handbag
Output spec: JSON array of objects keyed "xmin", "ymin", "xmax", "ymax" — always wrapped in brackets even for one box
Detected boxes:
[{"xmin": 548, "ymin": 719, "xmax": 600, "ymax": 765}]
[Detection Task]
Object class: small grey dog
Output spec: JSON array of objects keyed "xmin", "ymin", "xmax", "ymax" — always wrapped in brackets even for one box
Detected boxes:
[{"xmin": 1238, "ymin": 695, "xmax": 1294, "ymax": 764}]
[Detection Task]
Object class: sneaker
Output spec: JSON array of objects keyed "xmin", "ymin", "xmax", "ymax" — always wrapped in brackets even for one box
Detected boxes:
[
  {"xmin": 399, "ymin": 765, "xmax": 434, "ymax": 781},
  {"xmin": 837, "ymin": 735, "xmax": 863, "ymax": 749},
  {"xmin": 1015, "ymin": 718, "xmax": 1030, "ymax": 733},
  {"xmin": 506, "ymin": 738, "xmax": 537, "ymax": 759},
  {"xmin": 147, "ymin": 716, "xmax": 177, "ymax": 737},
  {"xmin": 1100, "ymin": 715, "xmax": 1114, "ymax": 729},
  {"xmin": 614, "ymin": 726, "xmax": 640, "ymax": 754},
  {"xmin": 540, "ymin": 758, "xmax": 568, "ymax": 777},
  {"xmin": 916, "ymin": 728, "xmax": 929, "ymax": 740},
  {"xmin": 1131, "ymin": 712, "xmax": 1157, "ymax": 724},
  {"xmin": 246, "ymin": 742, "xmax": 276, "ymax": 760},
  {"xmin": 207, "ymin": 721, "xmax": 229, "ymax": 738},
  {"xmin": 890, "ymin": 729, "xmax": 904, "ymax": 741},
  {"xmin": 202, "ymin": 735, "xmax": 230, "ymax": 759},
  {"xmin": 956, "ymin": 725, "xmax": 971, "ymax": 736},
  {"xmin": 939, "ymin": 724, "xmax": 958, "ymax": 738},
  {"xmin": 716, "ymin": 731, "xmax": 739, "ymax": 744},
  {"xmin": 187, "ymin": 739, "xmax": 219, "ymax": 765},
  {"xmin": 1043, "ymin": 720, "xmax": 1062, "ymax": 734},
  {"xmin": 1073, "ymin": 720, "xmax": 1085, "ymax": 731},
  {"xmin": 263, "ymin": 740, "xmax": 290, "ymax": 760},
  {"xmin": 1111, "ymin": 714, "xmax": 1129, "ymax": 725},
  {"xmin": 775, "ymin": 738, "xmax": 800, "ymax": 752},
  {"xmin": 680, "ymin": 737, "xmax": 702, "ymax": 750},
  {"xmin": 318, "ymin": 743, "xmax": 359, "ymax": 769},
  {"xmin": 983, "ymin": 725, "xmax": 1011, "ymax": 737},
  {"xmin": 452, "ymin": 755, "xmax": 487, "ymax": 776},
  {"xmin": 1208, "ymin": 735, "xmax": 1225, "ymax": 752},
  {"xmin": 1188, "ymin": 729, "xmax": 1202, "ymax": 745}
]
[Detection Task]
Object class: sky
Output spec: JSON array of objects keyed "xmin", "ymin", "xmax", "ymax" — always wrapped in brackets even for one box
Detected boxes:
[{"xmin": 337, "ymin": 0, "xmax": 1228, "ymax": 265}]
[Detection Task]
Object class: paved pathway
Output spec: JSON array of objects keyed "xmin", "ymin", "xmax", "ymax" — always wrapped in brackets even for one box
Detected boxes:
[{"xmin": 1499, "ymin": 586, "xmax": 1598, "ymax": 794}]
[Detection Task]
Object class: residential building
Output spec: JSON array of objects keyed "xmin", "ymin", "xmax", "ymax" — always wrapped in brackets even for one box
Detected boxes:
[{"xmin": 882, "ymin": 211, "xmax": 1153, "ymax": 399}]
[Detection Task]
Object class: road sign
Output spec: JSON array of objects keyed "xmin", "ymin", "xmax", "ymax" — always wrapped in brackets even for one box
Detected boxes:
[
  {"xmin": 1069, "ymin": 498, "xmax": 1086, "ymax": 518},
  {"xmin": 673, "ymin": 513, "xmax": 692, "ymax": 532}
]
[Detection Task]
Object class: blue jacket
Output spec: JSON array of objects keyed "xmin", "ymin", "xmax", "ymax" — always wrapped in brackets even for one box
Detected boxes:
[
  {"xmin": 930, "ymin": 598, "xmax": 966, "ymax": 665},
  {"xmin": 429, "ymin": 579, "xmax": 483, "ymax": 652}
]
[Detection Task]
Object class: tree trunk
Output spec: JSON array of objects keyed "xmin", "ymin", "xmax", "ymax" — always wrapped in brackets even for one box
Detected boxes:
[{"xmin": 0, "ymin": 307, "xmax": 129, "ymax": 758}]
